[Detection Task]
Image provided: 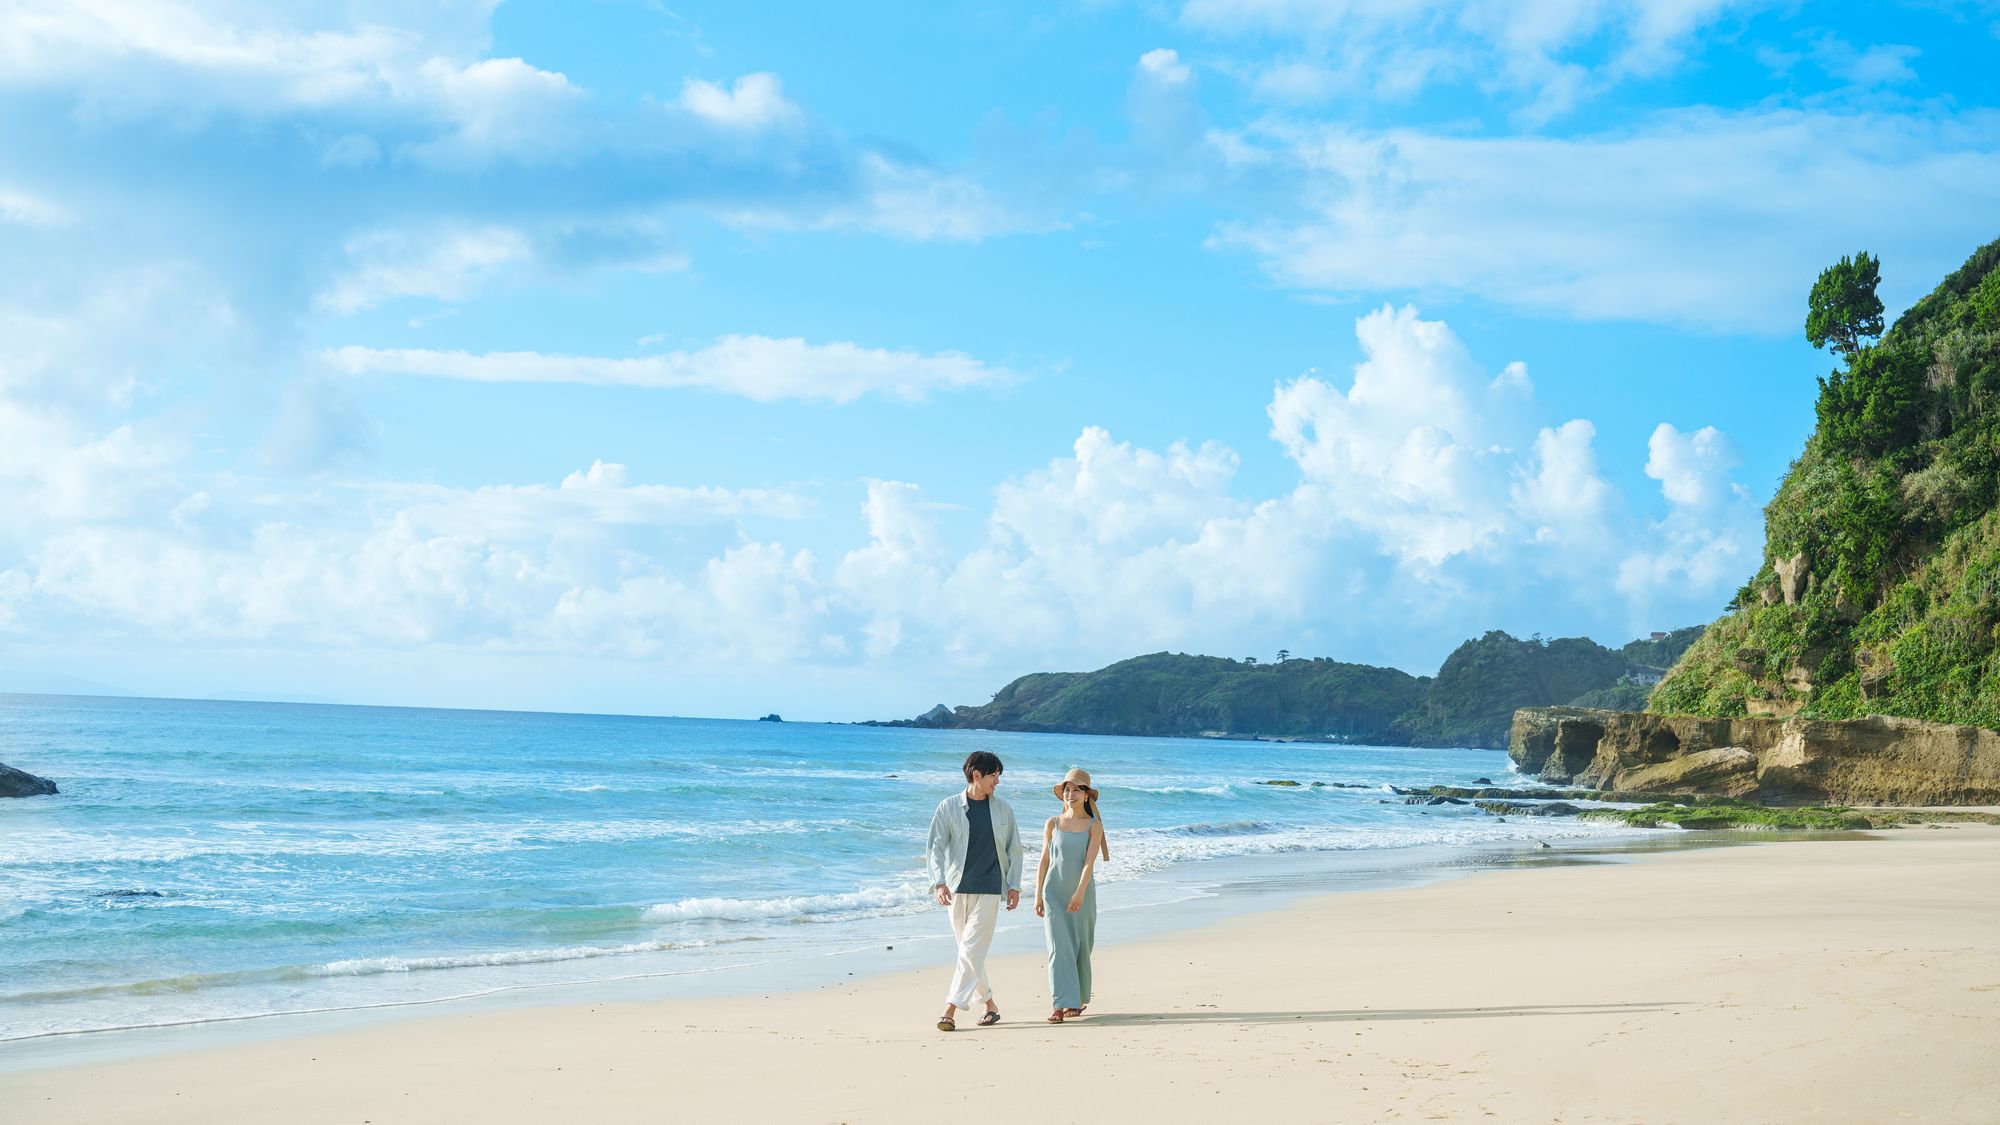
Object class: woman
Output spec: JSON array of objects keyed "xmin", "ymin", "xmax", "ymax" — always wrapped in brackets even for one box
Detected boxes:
[{"xmin": 1035, "ymin": 767, "xmax": 1108, "ymax": 1023}]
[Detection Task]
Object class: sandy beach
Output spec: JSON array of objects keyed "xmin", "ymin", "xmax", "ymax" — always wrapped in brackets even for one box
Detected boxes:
[{"xmin": 6, "ymin": 826, "xmax": 1996, "ymax": 1124}]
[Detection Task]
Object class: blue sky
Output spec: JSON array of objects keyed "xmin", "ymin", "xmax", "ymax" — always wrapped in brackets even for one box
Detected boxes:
[{"xmin": 1, "ymin": 1, "xmax": 1996, "ymax": 718}]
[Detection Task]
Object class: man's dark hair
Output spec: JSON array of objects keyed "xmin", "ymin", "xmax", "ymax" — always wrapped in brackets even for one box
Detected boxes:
[{"xmin": 962, "ymin": 751, "xmax": 1003, "ymax": 783}]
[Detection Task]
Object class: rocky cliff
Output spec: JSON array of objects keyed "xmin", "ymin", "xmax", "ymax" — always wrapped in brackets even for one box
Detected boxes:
[{"xmin": 1509, "ymin": 706, "xmax": 2000, "ymax": 806}]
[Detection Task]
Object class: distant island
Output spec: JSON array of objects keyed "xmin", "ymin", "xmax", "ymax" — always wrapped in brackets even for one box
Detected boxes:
[{"xmin": 870, "ymin": 627, "xmax": 1702, "ymax": 750}]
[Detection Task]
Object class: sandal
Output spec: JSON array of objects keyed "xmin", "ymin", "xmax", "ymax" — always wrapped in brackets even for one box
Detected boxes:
[
  {"xmin": 1063, "ymin": 1007, "xmax": 1084, "ymax": 1017},
  {"xmin": 1046, "ymin": 1009, "xmax": 1065, "ymax": 1023},
  {"xmin": 977, "ymin": 1009, "xmax": 1001, "ymax": 1027},
  {"xmin": 937, "ymin": 1014, "xmax": 956, "ymax": 1032}
]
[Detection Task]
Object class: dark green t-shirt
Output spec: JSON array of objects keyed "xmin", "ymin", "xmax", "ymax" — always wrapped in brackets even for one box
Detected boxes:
[{"xmin": 955, "ymin": 797, "xmax": 1002, "ymax": 895}]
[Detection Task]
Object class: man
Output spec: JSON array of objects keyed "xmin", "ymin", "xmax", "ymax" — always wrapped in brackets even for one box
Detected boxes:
[{"xmin": 925, "ymin": 750, "xmax": 1023, "ymax": 1031}]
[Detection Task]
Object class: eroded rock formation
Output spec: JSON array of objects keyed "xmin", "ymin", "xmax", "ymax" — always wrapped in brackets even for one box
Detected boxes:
[{"xmin": 1509, "ymin": 707, "xmax": 2000, "ymax": 806}]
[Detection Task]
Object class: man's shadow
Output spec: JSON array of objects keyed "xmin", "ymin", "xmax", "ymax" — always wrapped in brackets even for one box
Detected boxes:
[{"xmin": 1005, "ymin": 1001, "xmax": 1684, "ymax": 1029}]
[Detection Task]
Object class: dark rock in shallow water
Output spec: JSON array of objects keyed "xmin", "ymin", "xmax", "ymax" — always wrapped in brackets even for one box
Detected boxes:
[
  {"xmin": 1474, "ymin": 777, "xmax": 1494, "ymax": 785},
  {"xmin": 95, "ymin": 889, "xmax": 166, "ymax": 898},
  {"xmin": 0, "ymin": 762, "xmax": 57, "ymax": 798},
  {"xmin": 1405, "ymin": 795, "xmax": 1467, "ymax": 806},
  {"xmin": 1474, "ymin": 800, "xmax": 1583, "ymax": 817},
  {"xmin": 1261, "ymin": 779, "xmax": 1301, "ymax": 787},
  {"xmin": 1393, "ymin": 784, "xmax": 1591, "ymax": 800}
]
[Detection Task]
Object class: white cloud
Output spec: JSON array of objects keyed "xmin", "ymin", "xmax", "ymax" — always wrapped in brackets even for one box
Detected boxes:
[
  {"xmin": 832, "ymin": 427, "xmax": 1306, "ymax": 665},
  {"xmin": 376, "ymin": 461, "xmax": 810, "ymax": 538},
  {"xmin": 0, "ymin": 188, "xmax": 70, "ymax": 227},
  {"xmin": 325, "ymin": 334, "xmax": 1018, "ymax": 403},
  {"xmin": 678, "ymin": 72, "xmax": 800, "ymax": 130},
  {"xmin": 414, "ymin": 56, "xmax": 587, "ymax": 163},
  {"xmin": 1512, "ymin": 419, "xmax": 1615, "ymax": 543},
  {"xmin": 1207, "ymin": 108, "xmax": 2000, "ymax": 331},
  {"xmin": 0, "ymin": 262, "xmax": 242, "ymax": 407},
  {"xmin": 1809, "ymin": 36, "xmax": 1920, "ymax": 88},
  {"xmin": 316, "ymin": 218, "xmax": 688, "ymax": 313},
  {"xmin": 318, "ymin": 226, "xmax": 534, "ymax": 314},
  {"xmin": 0, "ymin": 301, "xmax": 1762, "ymax": 703},
  {"xmin": 0, "ymin": 409, "xmax": 186, "ymax": 523},
  {"xmin": 1641, "ymin": 421, "xmax": 1739, "ymax": 509},
  {"xmin": 1267, "ymin": 304, "xmax": 1537, "ymax": 568},
  {"xmin": 719, "ymin": 152, "xmax": 1062, "ymax": 243},
  {"xmin": 0, "ymin": 1, "xmax": 583, "ymax": 160},
  {"xmin": 19, "ymin": 457, "xmax": 815, "ymax": 652},
  {"xmin": 1616, "ymin": 423, "xmax": 1760, "ymax": 612},
  {"xmin": 1182, "ymin": 0, "xmax": 1760, "ymax": 116},
  {"xmin": 1137, "ymin": 48, "xmax": 1193, "ymax": 86}
]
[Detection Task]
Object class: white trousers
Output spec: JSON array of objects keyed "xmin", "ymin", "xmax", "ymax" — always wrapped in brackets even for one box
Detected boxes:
[{"xmin": 945, "ymin": 893, "xmax": 1000, "ymax": 1008}]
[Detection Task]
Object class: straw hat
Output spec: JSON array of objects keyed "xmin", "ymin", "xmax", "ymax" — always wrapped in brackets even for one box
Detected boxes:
[{"xmin": 1051, "ymin": 768, "xmax": 1098, "ymax": 800}]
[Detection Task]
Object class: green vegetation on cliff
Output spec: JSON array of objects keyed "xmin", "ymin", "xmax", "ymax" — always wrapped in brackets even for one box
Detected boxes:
[
  {"xmin": 1653, "ymin": 237, "xmax": 2000, "ymax": 731},
  {"xmin": 891, "ymin": 627, "xmax": 1698, "ymax": 749}
]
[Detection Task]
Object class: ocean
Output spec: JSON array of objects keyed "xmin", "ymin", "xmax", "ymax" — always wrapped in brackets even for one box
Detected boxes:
[{"xmin": 0, "ymin": 693, "xmax": 1640, "ymax": 1046}]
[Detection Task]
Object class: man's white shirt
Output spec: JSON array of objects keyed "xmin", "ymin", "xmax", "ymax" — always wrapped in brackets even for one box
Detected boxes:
[{"xmin": 925, "ymin": 790, "xmax": 1024, "ymax": 893}]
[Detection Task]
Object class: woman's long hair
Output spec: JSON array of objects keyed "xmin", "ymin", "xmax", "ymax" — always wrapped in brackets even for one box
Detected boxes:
[{"xmin": 1085, "ymin": 792, "xmax": 1109, "ymax": 862}]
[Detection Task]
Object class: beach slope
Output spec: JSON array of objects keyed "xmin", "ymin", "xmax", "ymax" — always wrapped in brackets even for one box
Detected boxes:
[{"xmin": 6, "ymin": 828, "xmax": 1997, "ymax": 1123}]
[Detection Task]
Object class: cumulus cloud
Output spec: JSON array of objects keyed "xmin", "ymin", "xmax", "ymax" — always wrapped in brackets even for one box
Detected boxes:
[
  {"xmin": 1616, "ymin": 423, "xmax": 1761, "ymax": 614},
  {"xmin": 0, "ymin": 302, "xmax": 1763, "ymax": 703},
  {"xmin": 832, "ymin": 427, "xmax": 1310, "ymax": 666},
  {"xmin": 324, "ymin": 335, "xmax": 1018, "ymax": 403},
  {"xmin": 815, "ymin": 307, "xmax": 1750, "ymax": 674},
  {"xmin": 1267, "ymin": 304, "xmax": 1538, "ymax": 568},
  {"xmin": 1137, "ymin": 48, "xmax": 1193, "ymax": 86},
  {"xmin": 678, "ymin": 73, "xmax": 800, "ymax": 130},
  {"xmin": 1513, "ymin": 419, "xmax": 1615, "ymax": 544},
  {"xmin": 18, "ymin": 457, "xmax": 815, "ymax": 652}
]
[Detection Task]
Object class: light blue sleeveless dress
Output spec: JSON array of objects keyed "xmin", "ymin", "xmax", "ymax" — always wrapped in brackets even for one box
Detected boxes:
[{"xmin": 1041, "ymin": 822, "xmax": 1097, "ymax": 1011}]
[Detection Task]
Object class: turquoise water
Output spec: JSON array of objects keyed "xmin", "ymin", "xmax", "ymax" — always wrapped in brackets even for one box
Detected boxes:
[{"xmin": 0, "ymin": 693, "xmax": 1634, "ymax": 1042}]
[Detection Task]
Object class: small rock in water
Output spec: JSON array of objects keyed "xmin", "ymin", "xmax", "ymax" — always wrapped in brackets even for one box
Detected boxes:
[
  {"xmin": 1474, "ymin": 777, "xmax": 1494, "ymax": 785},
  {"xmin": 0, "ymin": 761, "xmax": 58, "ymax": 798},
  {"xmin": 95, "ymin": 889, "xmax": 166, "ymax": 899},
  {"xmin": 1261, "ymin": 779, "xmax": 1302, "ymax": 787}
]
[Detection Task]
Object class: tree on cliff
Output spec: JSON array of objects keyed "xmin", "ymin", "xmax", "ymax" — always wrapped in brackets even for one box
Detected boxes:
[{"xmin": 1806, "ymin": 251, "xmax": 1885, "ymax": 358}]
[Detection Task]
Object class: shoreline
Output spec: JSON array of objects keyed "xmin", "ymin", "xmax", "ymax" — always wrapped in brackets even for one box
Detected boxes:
[
  {"xmin": 7, "ymin": 825, "xmax": 1996, "ymax": 1121},
  {"xmin": 0, "ymin": 823, "xmax": 1727, "ymax": 1068}
]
